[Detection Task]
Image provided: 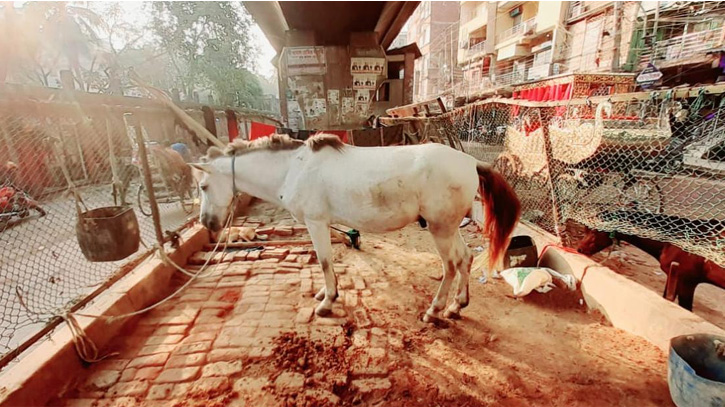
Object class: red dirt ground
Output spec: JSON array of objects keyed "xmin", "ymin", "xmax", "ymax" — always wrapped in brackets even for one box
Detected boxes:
[{"xmin": 49, "ymin": 203, "xmax": 673, "ymax": 407}]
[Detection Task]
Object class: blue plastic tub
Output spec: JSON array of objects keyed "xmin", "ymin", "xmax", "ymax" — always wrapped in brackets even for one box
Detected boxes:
[{"xmin": 668, "ymin": 334, "xmax": 725, "ymax": 407}]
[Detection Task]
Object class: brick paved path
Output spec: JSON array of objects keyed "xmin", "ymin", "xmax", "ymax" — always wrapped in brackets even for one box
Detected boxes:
[
  {"xmin": 51, "ymin": 205, "xmax": 406, "ymax": 407},
  {"xmin": 49, "ymin": 203, "xmax": 672, "ymax": 407}
]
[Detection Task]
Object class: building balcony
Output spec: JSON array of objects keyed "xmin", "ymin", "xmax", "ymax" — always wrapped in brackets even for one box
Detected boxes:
[
  {"xmin": 496, "ymin": 17, "xmax": 537, "ymax": 45},
  {"xmin": 567, "ymin": 2, "xmax": 589, "ymax": 21},
  {"xmin": 639, "ymin": 28, "xmax": 723, "ymax": 69},
  {"xmin": 527, "ymin": 63, "xmax": 551, "ymax": 81},
  {"xmin": 492, "ymin": 69, "xmax": 528, "ymax": 88},
  {"xmin": 459, "ymin": 41, "xmax": 488, "ymax": 65}
]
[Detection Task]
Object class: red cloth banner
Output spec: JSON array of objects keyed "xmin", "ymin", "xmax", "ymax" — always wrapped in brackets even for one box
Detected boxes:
[{"xmin": 250, "ymin": 121, "xmax": 277, "ymax": 141}]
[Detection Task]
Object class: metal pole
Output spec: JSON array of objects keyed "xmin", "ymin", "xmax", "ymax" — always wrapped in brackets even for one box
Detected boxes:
[
  {"xmin": 132, "ymin": 117, "xmax": 165, "ymax": 245},
  {"xmin": 653, "ymin": 1, "xmax": 660, "ymax": 58},
  {"xmin": 612, "ymin": 1, "xmax": 622, "ymax": 71}
]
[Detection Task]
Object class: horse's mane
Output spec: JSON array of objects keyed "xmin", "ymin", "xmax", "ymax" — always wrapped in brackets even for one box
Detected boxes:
[{"xmin": 204, "ymin": 133, "xmax": 344, "ymax": 160}]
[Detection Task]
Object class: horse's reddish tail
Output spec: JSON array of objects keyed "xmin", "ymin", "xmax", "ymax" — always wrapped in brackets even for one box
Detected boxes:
[{"xmin": 477, "ymin": 162, "xmax": 521, "ymax": 272}]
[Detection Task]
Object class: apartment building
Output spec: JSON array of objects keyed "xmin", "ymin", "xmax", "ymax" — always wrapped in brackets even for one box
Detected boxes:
[
  {"xmin": 457, "ymin": 1, "xmax": 571, "ymax": 96},
  {"xmin": 456, "ymin": 1, "xmax": 725, "ymax": 99},
  {"xmin": 629, "ymin": 1, "xmax": 725, "ymax": 84},
  {"xmin": 406, "ymin": 1, "xmax": 461, "ymax": 102}
]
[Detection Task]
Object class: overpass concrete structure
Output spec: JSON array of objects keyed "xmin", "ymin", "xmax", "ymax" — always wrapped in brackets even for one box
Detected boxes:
[{"xmin": 244, "ymin": 1, "xmax": 420, "ymax": 131}]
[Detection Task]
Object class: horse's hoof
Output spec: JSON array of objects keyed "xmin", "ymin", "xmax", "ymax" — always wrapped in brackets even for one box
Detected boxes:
[
  {"xmin": 443, "ymin": 309, "xmax": 461, "ymax": 320},
  {"xmin": 314, "ymin": 288, "xmax": 326, "ymax": 301},
  {"xmin": 422, "ymin": 313, "xmax": 449, "ymax": 328},
  {"xmin": 315, "ymin": 305, "xmax": 332, "ymax": 317}
]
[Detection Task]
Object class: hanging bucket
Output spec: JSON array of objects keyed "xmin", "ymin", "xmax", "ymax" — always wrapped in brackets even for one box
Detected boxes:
[
  {"xmin": 503, "ymin": 235, "xmax": 538, "ymax": 269},
  {"xmin": 76, "ymin": 205, "xmax": 140, "ymax": 262}
]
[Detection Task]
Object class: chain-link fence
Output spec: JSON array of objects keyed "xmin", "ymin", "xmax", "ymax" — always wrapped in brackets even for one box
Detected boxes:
[
  {"xmin": 0, "ymin": 87, "xmax": 279, "ymax": 366},
  {"xmin": 384, "ymin": 91, "xmax": 725, "ymax": 267}
]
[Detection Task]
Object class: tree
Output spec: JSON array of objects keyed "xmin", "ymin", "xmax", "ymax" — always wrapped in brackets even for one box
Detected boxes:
[
  {"xmin": 22, "ymin": 2, "xmax": 106, "ymax": 90},
  {"xmin": 88, "ymin": 2, "xmax": 149, "ymax": 94},
  {"xmin": 149, "ymin": 2, "xmax": 262, "ymax": 107},
  {"xmin": 1, "ymin": 2, "xmax": 56, "ymax": 86}
]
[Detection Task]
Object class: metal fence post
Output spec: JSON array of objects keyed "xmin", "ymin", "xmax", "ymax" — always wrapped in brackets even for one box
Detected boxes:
[{"xmin": 131, "ymin": 115, "xmax": 165, "ymax": 246}]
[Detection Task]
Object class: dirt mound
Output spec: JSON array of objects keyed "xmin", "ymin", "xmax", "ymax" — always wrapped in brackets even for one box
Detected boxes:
[{"xmin": 272, "ymin": 330, "xmax": 353, "ymax": 375}]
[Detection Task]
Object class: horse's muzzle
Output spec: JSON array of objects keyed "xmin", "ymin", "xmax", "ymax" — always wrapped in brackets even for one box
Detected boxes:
[{"xmin": 201, "ymin": 214, "xmax": 222, "ymax": 232}]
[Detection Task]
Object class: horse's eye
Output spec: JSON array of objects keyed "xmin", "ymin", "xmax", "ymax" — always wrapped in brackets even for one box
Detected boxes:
[{"xmin": 200, "ymin": 184, "xmax": 208, "ymax": 191}]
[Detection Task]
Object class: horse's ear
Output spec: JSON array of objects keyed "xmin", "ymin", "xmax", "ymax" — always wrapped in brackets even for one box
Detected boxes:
[{"xmin": 189, "ymin": 163, "xmax": 212, "ymax": 173}]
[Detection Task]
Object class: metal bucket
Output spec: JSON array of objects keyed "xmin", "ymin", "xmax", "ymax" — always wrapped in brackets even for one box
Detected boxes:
[
  {"xmin": 76, "ymin": 206, "xmax": 140, "ymax": 262},
  {"xmin": 503, "ymin": 235, "xmax": 538, "ymax": 269},
  {"xmin": 668, "ymin": 333, "xmax": 725, "ymax": 407}
]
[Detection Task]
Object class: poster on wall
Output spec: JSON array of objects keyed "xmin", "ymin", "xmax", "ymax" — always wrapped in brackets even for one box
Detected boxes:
[
  {"xmin": 287, "ymin": 101, "xmax": 302, "ymax": 130},
  {"xmin": 352, "ymin": 74, "xmax": 377, "ymax": 90},
  {"xmin": 327, "ymin": 89, "xmax": 339, "ymax": 105},
  {"xmin": 312, "ymin": 98, "xmax": 327, "ymax": 116},
  {"xmin": 286, "ymin": 47, "xmax": 327, "ymax": 76},
  {"xmin": 341, "ymin": 97, "xmax": 354, "ymax": 114},
  {"xmin": 351, "ymin": 57, "xmax": 385, "ymax": 75},
  {"xmin": 355, "ymin": 103, "xmax": 370, "ymax": 115},
  {"xmin": 355, "ymin": 90, "xmax": 371, "ymax": 104}
]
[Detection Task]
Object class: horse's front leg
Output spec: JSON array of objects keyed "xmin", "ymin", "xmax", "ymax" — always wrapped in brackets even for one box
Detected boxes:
[{"xmin": 306, "ymin": 220, "xmax": 338, "ymax": 316}]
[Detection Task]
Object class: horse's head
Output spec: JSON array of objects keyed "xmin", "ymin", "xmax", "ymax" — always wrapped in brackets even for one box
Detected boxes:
[
  {"xmin": 190, "ymin": 148, "xmax": 235, "ymax": 232},
  {"xmin": 577, "ymin": 228, "xmax": 614, "ymax": 255}
]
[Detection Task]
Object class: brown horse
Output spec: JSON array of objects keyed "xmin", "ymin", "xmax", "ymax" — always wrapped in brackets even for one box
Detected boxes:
[
  {"xmin": 577, "ymin": 228, "xmax": 725, "ymax": 311},
  {"xmin": 148, "ymin": 144, "xmax": 193, "ymax": 198}
]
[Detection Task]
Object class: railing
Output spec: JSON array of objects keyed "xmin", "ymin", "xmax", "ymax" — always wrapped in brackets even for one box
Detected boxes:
[
  {"xmin": 453, "ymin": 63, "xmax": 532, "ymax": 99},
  {"xmin": 567, "ymin": 2, "xmax": 586, "ymax": 20},
  {"xmin": 639, "ymin": 28, "xmax": 723, "ymax": 66},
  {"xmin": 496, "ymin": 18, "xmax": 537, "ymax": 43},
  {"xmin": 527, "ymin": 63, "xmax": 551, "ymax": 81},
  {"xmin": 465, "ymin": 41, "xmax": 487, "ymax": 60},
  {"xmin": 494, "ymin": 69, "xmax": 527, "ymax": 87}
]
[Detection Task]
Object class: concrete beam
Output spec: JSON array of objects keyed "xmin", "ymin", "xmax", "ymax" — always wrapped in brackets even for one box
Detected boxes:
[
  {"xmin": 243, "ymin": 1, "xmax": 288, "ymax": 52},
  {"xmin": 516, "ymin": 223, "xmax": 725, "ymax": 351},
  {"xmin": 378, "ymin": 1, "xmax": 421, "ymax": 49}
]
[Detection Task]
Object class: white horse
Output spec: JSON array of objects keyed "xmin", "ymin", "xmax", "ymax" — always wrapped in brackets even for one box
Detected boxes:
[{"xmin": 191, "ymin": 134, "xmax": 520, "ymax": 321}]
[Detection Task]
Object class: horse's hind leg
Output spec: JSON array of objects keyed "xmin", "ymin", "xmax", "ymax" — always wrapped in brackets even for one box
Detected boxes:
[
  {"xmin": 306, "ymin": 220, "xmax": 338, "ymax": 316},
  {"xmin": 444, "ymin": 233, "xmax": 472, "ymax": 319},
  {"xmin": 424, "ymin": 223, "xmax": 458, "ymax": 323}
]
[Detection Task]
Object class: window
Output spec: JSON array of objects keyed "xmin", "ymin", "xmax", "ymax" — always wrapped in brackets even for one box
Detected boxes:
[
  {"xmin": 421, "ymin": 1, "xmax": 431, "ymax": 19},
  {"xmin": 513, "ymin": 13, "xmax": 522, "ymax": 27},
  {"xmin": 418, "ymin": 26, "xmax": 430, "ymax": 46},
  {"xmin": 533, "ymin": 49, "xmax": 552, "ymax": 66}
]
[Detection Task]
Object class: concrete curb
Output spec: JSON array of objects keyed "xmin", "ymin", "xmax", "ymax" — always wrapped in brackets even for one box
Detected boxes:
[
  {"xmin": 517, "ymin": 223, "xmax": 725, "ymax": 351},
  {"xmin": 0, "ymin": 225, "xmax": 210, "ymax": 407}
]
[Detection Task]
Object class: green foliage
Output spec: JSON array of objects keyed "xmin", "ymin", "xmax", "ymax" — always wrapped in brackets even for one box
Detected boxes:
[
  {"xmin": 150, "ymin": 2, "xmax": 262, "ymax": 107},
  {"xmin": 2, "ymin": 2, "xmax": 105, "ymax": 88}
]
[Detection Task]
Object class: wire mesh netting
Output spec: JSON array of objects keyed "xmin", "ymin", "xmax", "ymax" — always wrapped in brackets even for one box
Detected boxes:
[
  {"xmin": 386, "ymin": 93, "xmax": 725, "ymax": 267},
  {"xmin": 0, "ymin": 89, "xmax": 278, "ymax": 364}
]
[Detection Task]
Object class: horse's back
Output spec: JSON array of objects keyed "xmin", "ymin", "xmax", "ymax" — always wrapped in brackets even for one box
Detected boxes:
[{"xmin": 301, "ymin": 143, "xmax": 478, "ymax": 232}]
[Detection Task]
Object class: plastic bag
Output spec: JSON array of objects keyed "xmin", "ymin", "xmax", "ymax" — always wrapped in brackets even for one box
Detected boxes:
[
  {"xmin": 501, "ymin": 268, "xmax": 553, "ymax": 297},
  {"xmin": 501, "ymin": 267, "xmax": 577, "ymax": 297}
]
